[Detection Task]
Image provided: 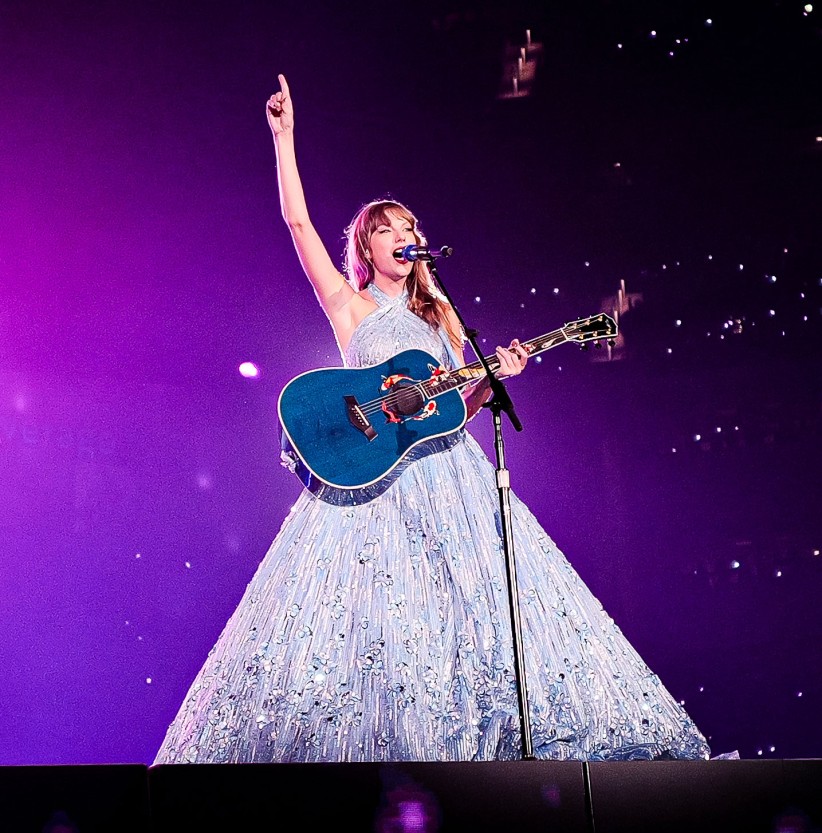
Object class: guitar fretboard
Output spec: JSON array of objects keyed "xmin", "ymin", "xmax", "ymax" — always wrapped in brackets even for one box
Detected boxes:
[{"xmin": 421, "ymin": 327, "xmax": 569, "ymax": 398}]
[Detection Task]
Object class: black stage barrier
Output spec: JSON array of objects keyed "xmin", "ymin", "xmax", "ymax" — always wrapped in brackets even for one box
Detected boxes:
[
  {"xmin": 147, "ymin": 759, "xmax": 590, "ymax": 832},
  {"xmin": 1, "ymin": 759, "xmax": 819, "ymax": 832},
  {"xmin": 148, "ymin": 759, "xmax": 822, "ymax": 832},
  {"xmin": 0, "ymin": 764, "xmax": 151, "ymax": 833},
  {"xmin": 587, "ymin": 758, "xmax": 822, "ymax": 833}
]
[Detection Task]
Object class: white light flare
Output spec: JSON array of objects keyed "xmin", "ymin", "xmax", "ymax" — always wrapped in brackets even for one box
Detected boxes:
[{"xmin": 239, "ymin": 361, "xmax": 260, "ymax": 379}]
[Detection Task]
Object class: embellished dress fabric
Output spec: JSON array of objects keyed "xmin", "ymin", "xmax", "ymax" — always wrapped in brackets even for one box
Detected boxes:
[{"xmin": 154, "ymin": 285, "xmax": 710, "ymax": 764}]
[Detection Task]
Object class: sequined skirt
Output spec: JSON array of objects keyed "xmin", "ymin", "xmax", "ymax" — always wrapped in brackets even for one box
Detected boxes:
[{"xmin": 154, "ymin": 431, "xmax": 710, "ymax": 764}]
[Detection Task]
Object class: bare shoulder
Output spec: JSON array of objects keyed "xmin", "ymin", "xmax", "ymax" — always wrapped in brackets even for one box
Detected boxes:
[{"xmin": 327, "ymin": 289, "xmax": 379, "ymax": 353}]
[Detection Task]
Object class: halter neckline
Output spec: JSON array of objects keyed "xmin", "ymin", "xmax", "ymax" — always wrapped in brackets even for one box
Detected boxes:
[{"xmin": 368, "ymin": 282, "xmax": 408, "ymax": 307}]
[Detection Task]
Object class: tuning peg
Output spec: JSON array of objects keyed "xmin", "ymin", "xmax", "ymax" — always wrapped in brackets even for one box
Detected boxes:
[
  {"xmin": 580, "ymin": 344, "xmax": 589, "ymax": 351},
  {"xmin": 594, "ymin": 340, "xmax": 602, "ymax": 349},
  {"xmin": 608, "ymin": 339, "xmax": 616, "ymax": 347}
]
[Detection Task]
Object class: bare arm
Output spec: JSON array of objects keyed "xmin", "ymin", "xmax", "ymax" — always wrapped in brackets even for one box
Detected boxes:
[{"xmin": 267, "ymin": 75, "xmax": 365, "ymax": 347}]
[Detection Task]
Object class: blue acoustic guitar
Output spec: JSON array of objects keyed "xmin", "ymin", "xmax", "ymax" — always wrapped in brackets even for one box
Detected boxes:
[{"xmin": 278, "ymin": 313, "xmax": 617, "ymax": 490}]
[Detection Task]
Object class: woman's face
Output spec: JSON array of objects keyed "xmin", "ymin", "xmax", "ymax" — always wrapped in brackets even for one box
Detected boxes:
[{"xmin": 368, "ymin": 210, "xmax": 417, "ymax": 281}]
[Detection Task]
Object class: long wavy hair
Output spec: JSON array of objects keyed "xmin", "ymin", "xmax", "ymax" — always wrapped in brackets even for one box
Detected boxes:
[{"xmin": 344, "ymin": 199, "xmax": 461, "ymax": 349}]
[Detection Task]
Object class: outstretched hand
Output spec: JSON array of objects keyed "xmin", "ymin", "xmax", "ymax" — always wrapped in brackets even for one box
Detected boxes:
[{"xmin": 266, "ymin": 73, "xmax": 293, "ymax": 137}]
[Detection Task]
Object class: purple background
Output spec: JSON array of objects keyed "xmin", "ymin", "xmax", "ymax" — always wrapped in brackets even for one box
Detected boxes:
[{"xmin": 1, "ymin": 0, "xmax": 819, "ymax": 766}]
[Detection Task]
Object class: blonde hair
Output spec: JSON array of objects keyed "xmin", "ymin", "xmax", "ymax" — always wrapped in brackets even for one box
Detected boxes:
[{"xmin": 344, "ymin": 199, "xmax": 462, "ymax": 349}]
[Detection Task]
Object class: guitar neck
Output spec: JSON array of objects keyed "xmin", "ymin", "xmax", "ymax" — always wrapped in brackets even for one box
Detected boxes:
[
  {"xmin": 418, "ymin": 313, "xmax": 616, "ymax": 399},
  {"xmin": 429, "ymin": 327, "xmax": 569, "ymax": 396}
]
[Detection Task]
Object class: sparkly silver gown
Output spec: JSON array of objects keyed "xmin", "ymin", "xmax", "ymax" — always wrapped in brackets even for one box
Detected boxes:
[{"xmin": 154, "ymin": 285, "xmax": 710, "ymax": 764}]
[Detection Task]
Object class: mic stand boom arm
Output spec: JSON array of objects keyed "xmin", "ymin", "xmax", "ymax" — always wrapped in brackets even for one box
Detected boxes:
[{"xmin": 423, "ymin": 250, "xmax": 535, "ymax": 761}]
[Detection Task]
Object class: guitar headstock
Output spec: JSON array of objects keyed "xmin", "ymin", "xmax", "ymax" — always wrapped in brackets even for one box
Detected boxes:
[{"xmin": 563, "ymin": 313, "xmax": 618, "ymax": 348}]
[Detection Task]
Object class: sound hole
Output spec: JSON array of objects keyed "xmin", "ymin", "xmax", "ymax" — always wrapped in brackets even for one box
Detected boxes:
[{"xmin": 391, "ymin": 382, "xmax": 425, "ymax": 416}]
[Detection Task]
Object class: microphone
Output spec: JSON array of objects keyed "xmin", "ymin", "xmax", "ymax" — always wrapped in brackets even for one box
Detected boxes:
[{"xmin": 393, "ymin": 244, "xmax": 454, "ymax": 262}]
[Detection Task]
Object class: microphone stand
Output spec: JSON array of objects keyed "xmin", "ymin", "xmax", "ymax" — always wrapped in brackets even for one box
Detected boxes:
[{"xmin": 421, "ymin": 249, "xmax": 535, "ymax": 761}]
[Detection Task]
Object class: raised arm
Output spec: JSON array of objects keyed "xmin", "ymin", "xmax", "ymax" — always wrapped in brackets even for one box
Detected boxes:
[{"xmin": 267, "ymin": 75, "xmax": 361, "ymax": 346}]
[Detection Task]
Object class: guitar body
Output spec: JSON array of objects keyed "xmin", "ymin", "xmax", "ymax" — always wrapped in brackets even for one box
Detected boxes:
[{"xmin": 278, "ymin": 349, "xmax": 467, "ymax": 489}]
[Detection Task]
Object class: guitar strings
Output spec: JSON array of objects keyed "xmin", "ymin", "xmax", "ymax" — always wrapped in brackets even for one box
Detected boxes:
[
  {"xmin": 355, "ymin": 332, "xmax": 557, "ymax": 416},
  {"xmin": 355, "ymin": 352, "xmax": 502, "ymax": 416},
  {"xmin": 358, "ymin": 374, "xmax": 469, "ymax": 416},
  {"xmin": 356, "ymin": 361, "xmax": 493, "ymax": 415},
  {"xmin": 354, "ymin": 326, "xmax": 593, "ymax": 416}
]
